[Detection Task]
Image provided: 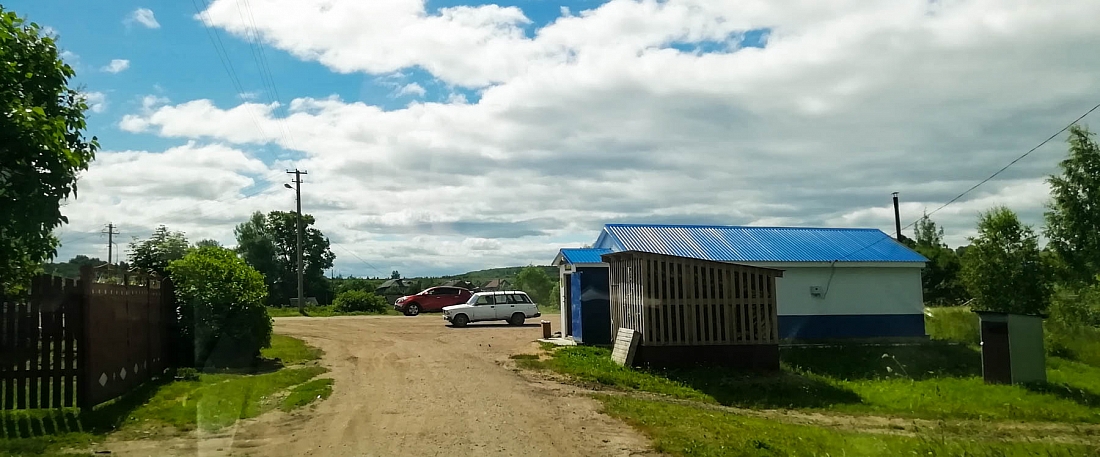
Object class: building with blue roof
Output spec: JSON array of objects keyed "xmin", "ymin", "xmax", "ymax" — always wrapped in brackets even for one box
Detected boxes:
[{"xmin": 555, "ymin": 224, "xmax": 928, "ymax": 341}]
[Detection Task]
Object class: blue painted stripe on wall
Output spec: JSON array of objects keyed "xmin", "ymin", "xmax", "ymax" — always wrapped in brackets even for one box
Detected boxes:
[{"xmin": 778, "ymin": 314, "xmax": 926, "ymax": 339}]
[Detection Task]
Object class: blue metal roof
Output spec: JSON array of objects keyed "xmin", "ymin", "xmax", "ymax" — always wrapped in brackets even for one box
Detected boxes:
[
  {"xmin": 598, "ymin": 224, "xmax": 926, "ymax": 263},
  {"xmin": 558, "ymin": 248, "xmax": 613, "ymax": 264}
]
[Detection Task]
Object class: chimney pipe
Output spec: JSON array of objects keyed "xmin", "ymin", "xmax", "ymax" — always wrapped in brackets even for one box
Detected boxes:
[{"xmin": 892, "ymin": 192, "xmax": 902, "ymax": 241}]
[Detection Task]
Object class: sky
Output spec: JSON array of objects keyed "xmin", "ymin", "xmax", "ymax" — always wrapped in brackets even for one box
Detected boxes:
[{"xmin": 11, "ymin": 0, "xmax": 1100, "ymax": 277}]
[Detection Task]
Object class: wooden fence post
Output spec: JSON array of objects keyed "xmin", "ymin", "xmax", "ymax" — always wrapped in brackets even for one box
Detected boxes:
[{"xmin": 77, "ymin": 265, "xmax": 92, "ymax": 411}]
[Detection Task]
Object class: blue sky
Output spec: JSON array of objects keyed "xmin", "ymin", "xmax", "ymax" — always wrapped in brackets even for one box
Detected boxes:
[{"xmin": 8, "ymin": 0, "xmax": 1099, "ymax": 277}]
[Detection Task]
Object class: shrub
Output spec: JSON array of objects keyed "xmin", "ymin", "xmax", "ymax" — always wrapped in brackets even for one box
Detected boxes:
[
  {"xmin": 332, "ymin": 289, "xmax": 388, "ymax": 313},
  {"xmin": 167, "ymin": 246, "xmax": 272, "ymax": 368}
]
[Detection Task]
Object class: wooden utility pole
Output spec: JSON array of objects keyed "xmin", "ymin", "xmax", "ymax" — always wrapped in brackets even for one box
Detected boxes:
[
  {"xmin": 287, "ymin": 169, "xmax": 308, "ymax": 312},
  {"xmin": 102, "ymin": 223, "xmax": 119, "ymax": 264}
]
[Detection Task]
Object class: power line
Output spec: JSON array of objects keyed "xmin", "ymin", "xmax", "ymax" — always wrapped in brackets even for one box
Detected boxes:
[
  {"xmin": 921, "ymin": 100, "xmax": 1100, "ymax": 222},
  {"xmin": 839, "ymin": 101, "xmax": 1100, "ymax": 261},
  {"xmin": 331, "ymin": 243, "xmax": 387, "ymax": 278}
]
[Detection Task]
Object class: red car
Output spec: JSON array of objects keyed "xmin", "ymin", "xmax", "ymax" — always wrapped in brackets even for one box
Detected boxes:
[{"xmin": 394, "ymin": 287, "xmax": 473, "ymax": 316}]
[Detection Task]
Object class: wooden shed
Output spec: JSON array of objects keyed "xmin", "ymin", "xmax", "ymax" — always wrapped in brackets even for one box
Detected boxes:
[{"xmin": 602, "ymin": 250, "xmax": 783, "ymax": 369}]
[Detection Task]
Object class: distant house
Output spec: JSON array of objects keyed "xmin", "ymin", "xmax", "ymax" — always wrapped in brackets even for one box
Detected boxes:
[
  {"xmin": 375, "ymin": 278, "xmax": 411, "ymax": 296},
  {"xmin": 440, "ymin": 279, "xmax": 478, "ymax": 290},
  {"xmin": 482, "ymin": 279, "xmax": 510, "ymax": 291},
  {"xmin": 555, "ymin": 224, "xmax": 928, "ymax": 341}
]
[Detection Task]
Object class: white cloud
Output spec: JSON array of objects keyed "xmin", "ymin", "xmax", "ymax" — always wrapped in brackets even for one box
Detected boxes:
[
  {"xmin": 127, "ymin": 8, "xmax": 161, "ymax": 29},
  {"xmin": 73, "ymin": 0, "xmax": 1100, "ymax": 276},
  {"xmin": 396, "ymin": 83, "xmax": 426, "ymax": 98},
  {"xmin": 82, "ymin": 92, "xmax": 107, "ymax": 113},
  {"xmin": 101, "ymin": 59, "xmax": 130, "ymax": 73}
]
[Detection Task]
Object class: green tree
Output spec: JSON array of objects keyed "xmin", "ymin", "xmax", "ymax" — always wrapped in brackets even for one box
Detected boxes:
[
  {"xmin": 234, "ymin": 211, "xmax": 335, "ymax": 307},
  {"xmin": 391, "ymin": 270, "xmax": 401, "ymax": 279},
  {"xmin": 167, "ymin": 246, "xmax": 271, "ymax": 368},
  {"xmin": 912, "ymin": 214, "xmax": 968, "ymax": 306},
  {"xmin": 193, "ymin": 239, "xmax": 222, "ymax": 249},
  {"xmin": 127, "ymin": 225, "xmax": 189, "ymax": 276},
  {"xmin": 961, "ymin": 207, "xmax": 1050, "ymax": 315},
  {"xmin": 515, "ymin": 265, "xmax": 556, "ymax": 307},
  {"xmin": 1045, "ymin": 125, "xmax": 1100, "ymax": 285},
  {"xmin": 0, "ymin": 10, "xmax": 97, "ymax": 293},
  {"xmin": 332, "ymin": 289, "xmax": 388, "ymax": 313}
]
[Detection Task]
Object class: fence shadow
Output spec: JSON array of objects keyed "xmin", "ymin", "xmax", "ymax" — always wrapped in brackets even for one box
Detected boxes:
[
  {"xmin": 661, "ymin": 368, "xmax": 863, "ymax": 409},
  {"xmin": 780, "ymin": 342, "xmax": 982, "ymax": 381}
]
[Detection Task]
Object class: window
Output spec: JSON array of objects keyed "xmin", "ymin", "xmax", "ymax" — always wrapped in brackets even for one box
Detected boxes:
[
  {"xmin": 475, "ymin": 295, "xmax": 494, "ymax": 305},
  {"xmin": 514, "ymin": 294, "xmax": 532, "ymax": 304},
  {"xmin": 437, "ymin": 287, "xmax": 458, "ymax": 295}
]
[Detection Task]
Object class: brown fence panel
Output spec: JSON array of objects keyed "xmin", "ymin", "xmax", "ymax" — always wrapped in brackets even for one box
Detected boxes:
[{"xmin": 81, "ymin": 272, "xmax": 169, "ymax": 409}]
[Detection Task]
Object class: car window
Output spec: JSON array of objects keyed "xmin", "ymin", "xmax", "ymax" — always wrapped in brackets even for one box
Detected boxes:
[
  {"xmin": 439, "ymin": 287, "xmax": 458, "ymax": 295},
  {"xmin": 515, "ymin": 294, "xmax": 532, "ymax": 304},
  {"xmin": 475, "ymin": 295, "xmax": 494, "ymax": 305}
]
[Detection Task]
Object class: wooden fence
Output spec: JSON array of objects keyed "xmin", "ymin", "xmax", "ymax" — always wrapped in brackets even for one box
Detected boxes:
[
  {"xmin": 605, "ymin": 250, "xmax": 783, "ymax": 346},
  {"xmin": 0, "ymin": 266, "xmax": 172, "ymax": 410}
]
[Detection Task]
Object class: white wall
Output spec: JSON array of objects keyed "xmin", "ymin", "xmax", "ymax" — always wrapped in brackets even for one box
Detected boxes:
[{"xmin": 755, "ymin": 265, "xmax": 924, "ymax": 316}]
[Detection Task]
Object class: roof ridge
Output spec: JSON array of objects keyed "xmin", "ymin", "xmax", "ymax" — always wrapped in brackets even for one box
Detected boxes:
[{"xmin": 604, "ymin": 223, "xmax": 883, "ymax": 232}]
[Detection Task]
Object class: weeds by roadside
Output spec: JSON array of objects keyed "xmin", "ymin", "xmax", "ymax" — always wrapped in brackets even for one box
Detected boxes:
[{"xmin": 267, "ymin": 305, "xmax": 401, "ymax": 318}]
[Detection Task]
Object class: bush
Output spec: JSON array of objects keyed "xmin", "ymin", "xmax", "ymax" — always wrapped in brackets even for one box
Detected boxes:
[
  {"xmin": 167, "ymin": 246, "xmax": 272, "ymax": 368},
  {"xmin": 332, "ymin": 289, "xmax": 388, "ymax": 313}
]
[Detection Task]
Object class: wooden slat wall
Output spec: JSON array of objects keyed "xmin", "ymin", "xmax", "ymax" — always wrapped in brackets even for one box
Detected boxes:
[{"xmin": 607, "ymin": 251, "xmax": 781, "ymax": 347}]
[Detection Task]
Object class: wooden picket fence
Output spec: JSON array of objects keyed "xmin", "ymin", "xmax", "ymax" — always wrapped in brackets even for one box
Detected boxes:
[{"xmin": 0, "ymin": 266, "xmax": 172, "ymax": 410}]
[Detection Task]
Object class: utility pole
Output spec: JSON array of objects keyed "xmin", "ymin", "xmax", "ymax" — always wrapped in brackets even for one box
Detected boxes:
[
  {"xmin": 102, "ymin": 223, "xmax": 119, "ymax": 264},
  {"xmin": 286, "ymin": 169, "xmax": 308, "ymax": 312}
]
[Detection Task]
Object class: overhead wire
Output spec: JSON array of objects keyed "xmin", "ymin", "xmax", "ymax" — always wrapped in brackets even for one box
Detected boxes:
[{"xmin": 837, "ymin": 100, "xmax": 1100, "ymax": 261}]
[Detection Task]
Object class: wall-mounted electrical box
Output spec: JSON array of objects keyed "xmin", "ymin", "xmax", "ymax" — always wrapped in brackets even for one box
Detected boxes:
[{"xmin": 809, "ymin": 286, "xmax": 823, "ymax": 297}]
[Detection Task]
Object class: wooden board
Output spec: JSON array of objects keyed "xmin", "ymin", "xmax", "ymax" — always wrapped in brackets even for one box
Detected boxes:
[{"xmin": 611, "ymin": 328, "xmax": 640, "ymax": 366}]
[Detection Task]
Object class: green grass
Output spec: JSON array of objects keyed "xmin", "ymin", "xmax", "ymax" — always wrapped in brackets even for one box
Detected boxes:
[
  {"xmin": 530, "ymin": 344, "xmax": 1100, "ymax": 423},
  {"xmin": 266, "ymin": 305, "xmax": 401, "ymax": 318},
  {"xmin": 925, "ymin": 306, "xmax": 981, "ymax": 344},
  {"xmin": 263, "ymin": 334, "xmax": 323, "ymax": 365},
  {"xmin": 280, "ymin": 378, "xmax": 334, "ymax": 412},
  {"xmin": 598, "ymin": 395, "xmax": 1098, "ymax": 457},
  {"xmin": 2, "ymin": 335, "xmax": 332, "ymax": 455}
]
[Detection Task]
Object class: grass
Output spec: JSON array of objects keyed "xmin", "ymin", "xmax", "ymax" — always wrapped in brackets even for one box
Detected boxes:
[
  {"xmin": 1, "ymin": 335, "xmax": 331, "ymax": 455},
  {"xmin": 526, "ymin": 344, "xmax": 1100, "ymax": 423},
  {"xmin": 131, "ymin": 366, "xmax": 328, "ymax": 431},
  {"xmin": 263, "ymin": 334, "xmax": 323, "ymax": 365},
  {"xmin": 925, "ymin": 306, "xmax": 1100, "ymax": 369},
  {"xmin": 267, "ymin": 305, "xmax": 401, "ymax": 318},
  {"xmin": 280, "ymin": 378, "xmax": 334, "ymax": 412},
  {"xmin": 598, "ymin": 395, "xmax": 1098, "ymax": 457}
]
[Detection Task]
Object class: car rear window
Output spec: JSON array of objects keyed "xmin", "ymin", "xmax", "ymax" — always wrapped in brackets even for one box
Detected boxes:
[{"xmin": 512, "ymin": 293, "xmax": 532, "ymax": 304}]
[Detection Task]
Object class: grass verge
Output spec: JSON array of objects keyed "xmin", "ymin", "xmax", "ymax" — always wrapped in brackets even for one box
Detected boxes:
[
  {"xmin": 2, "ymin": 335, "xmax": 330, "ymax": 456},
  {"xmin": 598, "ymin": 395, "xmax": 1098, "ymax": 457},
  {"xmin": 267, "ymin": 305, "xmax": 401, "ymax": 318},
  {"xmin": 263, "ymin": 334, "xmax": 324, "ymax": 365},
  {"xmin": 281, "ymin": 378, "xmax": 334, "ymax": 412},
  {"xmin": 525, "ymin": 344, "xmax": 1100, "ymax": 423}
]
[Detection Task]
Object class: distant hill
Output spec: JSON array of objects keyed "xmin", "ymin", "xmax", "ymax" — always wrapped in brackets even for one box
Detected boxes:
[{"xmin": 444, "ymin": 265, "xmax": 557, "ymax": 285}]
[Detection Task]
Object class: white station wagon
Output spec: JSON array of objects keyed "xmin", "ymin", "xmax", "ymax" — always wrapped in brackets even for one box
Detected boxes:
[{"xmin": 442, "ymin": 290, "xmax": 541, "ymax": 327}]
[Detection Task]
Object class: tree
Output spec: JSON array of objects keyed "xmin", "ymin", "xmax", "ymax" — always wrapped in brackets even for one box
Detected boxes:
[
  {"xmin": 127, "ymin": 225, "xmax": 189, "ymax": 276},
  {"xmin": 515, "ymin": 265, "xmax": 556, "ymax": 307},
  {"xmin": 391, "ymin": 270, "xmax": 401, "ymax": 279},
  {"xmin": 167, "ymin": 246, "xmax": 271, "ymax": 368},
  {"xmin": 193, "ymin": 239, "xmax": 222, "ymax": 249},
  {"xmin": 1045, "ymin": 125, "xmax": 1100, "ymax": 285},
  {"xmin": 234, "ymin": 211, "xmax": 335, "ymax": 307},
  {"xmin": 911, "ymin": 214, "xmax": 968, "ymax": 306},
  {"xmin": 961, "ymin": 207, "xmax": 1050, "ymax": 315},
  {"xmin": 0, "ymin": 10, "xmax": 97, "ymax": 293}
]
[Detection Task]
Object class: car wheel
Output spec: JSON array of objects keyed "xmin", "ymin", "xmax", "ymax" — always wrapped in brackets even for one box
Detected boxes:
[
  {"xmin": 404, "ymin": 303, "xmax": 421, "ymax": 316},
  {"xmin": 452, "ymin": 314, "xmax": 469, "ymax": 328},
  {"xmin": 508, "ymin": 313, "xmax": 525, "ymax": 326}
]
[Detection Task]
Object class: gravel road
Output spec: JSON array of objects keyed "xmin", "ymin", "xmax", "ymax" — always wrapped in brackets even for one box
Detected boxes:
[{"xmin": 104, "ymin": 315, "xmax": 657, "ymax": 457}]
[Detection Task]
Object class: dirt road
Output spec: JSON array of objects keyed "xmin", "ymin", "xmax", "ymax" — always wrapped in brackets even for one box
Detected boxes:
[{"xmin": 106, "ymin": 315, "xmax": 657, "ymax": 457}]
